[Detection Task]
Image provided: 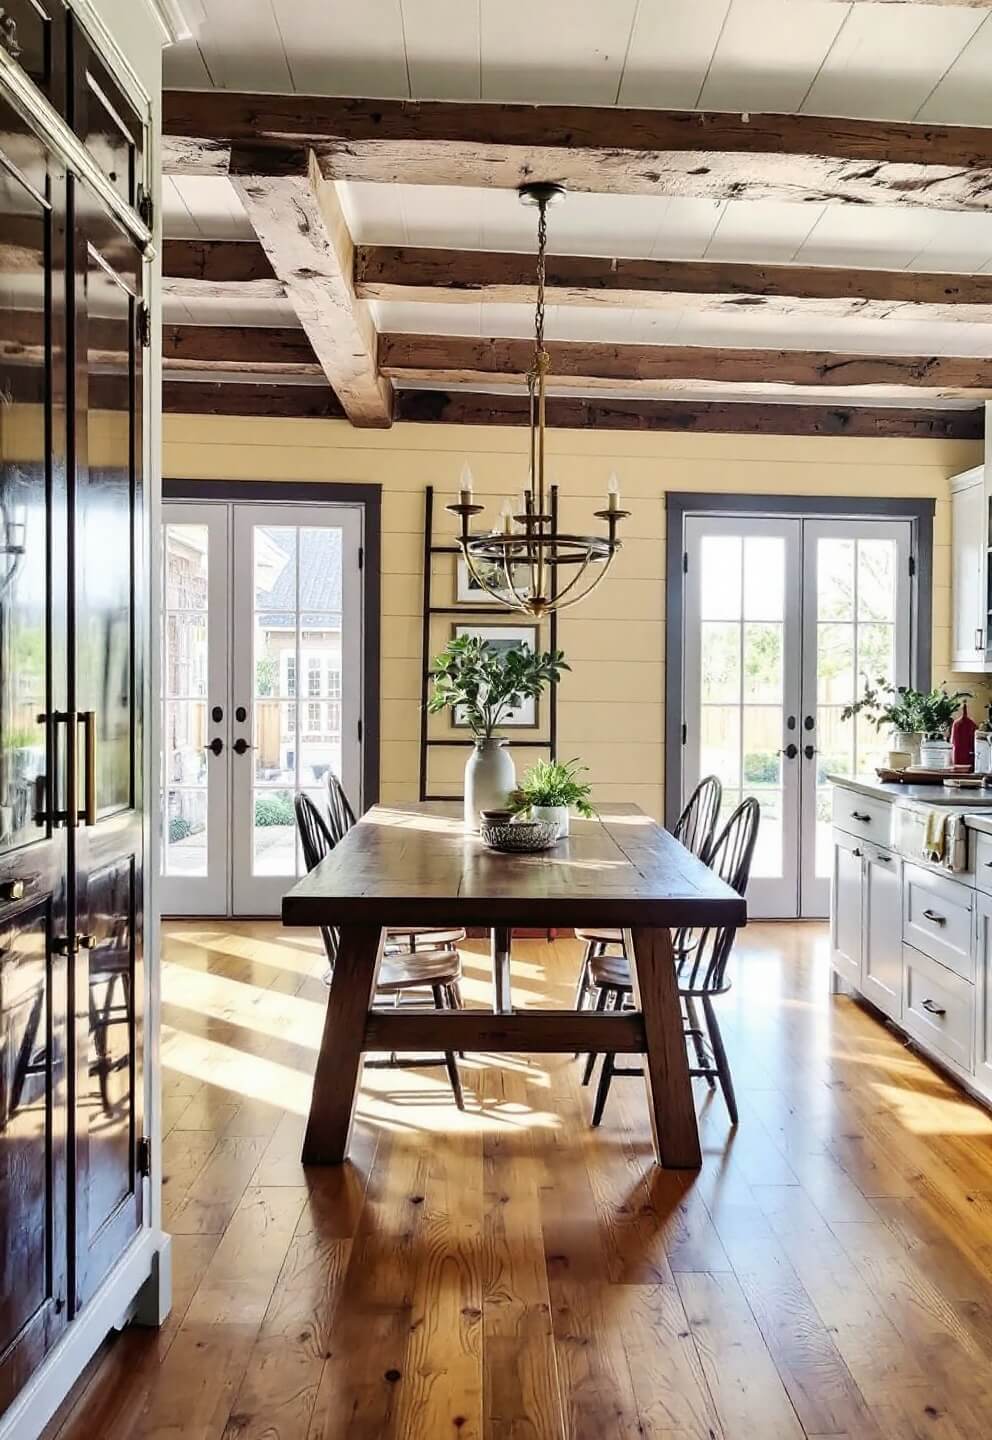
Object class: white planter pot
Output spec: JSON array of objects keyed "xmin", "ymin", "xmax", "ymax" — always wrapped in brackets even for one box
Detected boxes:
[
  {"xmin": 891, "ymin": 729, "xmax": 922, "ymax": 765},
  {"xmin": 919, "ymin": 739, "xmax": 952, "ymax": 770},
  {"xmin": 464, "ymin": 738, "xmax": 516, "ymax": 830},
  {"xmin": 531, "ymin": 804, "xmax": 569, "ymax": 839}
]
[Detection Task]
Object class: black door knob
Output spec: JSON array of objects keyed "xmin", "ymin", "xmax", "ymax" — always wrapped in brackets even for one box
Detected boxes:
[
  {"xmin": 235, "ymin": 705, "xmax": 247, "ymax": 723},
  {"xmin": 233, "ymin": 738, "xmax": 250, "ymax": 755},
  {"xmin": 211, "ymin": 705, "xmax": 223, "ymax": 724},
  {"xmin": 208, "ymin": 737, "xmax": 223, "ymax": 756}
]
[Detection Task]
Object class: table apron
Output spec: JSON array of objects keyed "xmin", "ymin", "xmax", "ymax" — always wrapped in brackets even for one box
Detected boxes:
[{"xmin": 363, "ymin": 1009, "xmax": 646, "ymax": 1054}]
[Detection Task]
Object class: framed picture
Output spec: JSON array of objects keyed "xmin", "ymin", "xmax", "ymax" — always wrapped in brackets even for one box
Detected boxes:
[
  {"xmin": 456, "ymin": 555, "xmax": 530, "ymax": 607},
  {"xmin": 451, "ymin": 622, "xmax": 540, "ymax": 729}
]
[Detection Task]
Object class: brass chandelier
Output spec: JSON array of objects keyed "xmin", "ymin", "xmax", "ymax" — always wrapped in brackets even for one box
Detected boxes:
[{"xmin": 446, "ymin": 182, "xmax": 628, "ymax": 619}]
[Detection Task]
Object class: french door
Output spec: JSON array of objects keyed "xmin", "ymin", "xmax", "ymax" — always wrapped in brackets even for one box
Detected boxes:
[
  {"xmin": 683, "ymin": 515, "xmax": 912, "ymax": 918},
  {"xmin": 160, "ymin": 501, "xmax": 364, "ymax": 916}
]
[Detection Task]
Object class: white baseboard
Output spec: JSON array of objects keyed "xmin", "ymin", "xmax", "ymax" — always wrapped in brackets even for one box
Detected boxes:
[{"xmin": 2, "ymin": 1229, "xmax": 171, "ymax": 1440}]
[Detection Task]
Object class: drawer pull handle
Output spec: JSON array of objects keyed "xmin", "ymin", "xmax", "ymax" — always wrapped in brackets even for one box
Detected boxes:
[
  {"xmin": 875, "ymin": 853, "xmax": 891, "ymax": 862},
  {"xmin": 922, "ymin": 909, "xmax": 946, "ymax": 926},
  {"xmin": 851, "ymin": 811, "xmax": 871, "ymax": 823},
  {"xmin": 921, "ymin": 998, "xmax": 947, "ymax": 1017}
]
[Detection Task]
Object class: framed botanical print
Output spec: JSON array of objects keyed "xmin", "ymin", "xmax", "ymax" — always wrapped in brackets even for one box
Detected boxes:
[
  {"xmin": 456, "ymin": 555, "xmax": 531, "ymax": 607},
  {"xmin": 451, "ymin": 622, "xmax": 540, "ymax": 728}
]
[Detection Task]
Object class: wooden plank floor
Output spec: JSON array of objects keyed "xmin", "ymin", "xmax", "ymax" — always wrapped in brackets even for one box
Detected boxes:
[{"xmin": 45, "ymin": 920, "xmax": 992, "ymax": 1440}]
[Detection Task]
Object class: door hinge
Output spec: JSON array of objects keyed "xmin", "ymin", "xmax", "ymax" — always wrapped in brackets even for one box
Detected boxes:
[
  {"xmin": 136, "ymin": 302, "xmax": 151, "ymax": 350},
  {"xmin": 136, "ymin": 183, "xmax": 153, "ymax": 230},
  {"xmin": 682, "ymin": 550, "xmax": 688, "ymax": 574},
  {"xmin": 681, "ymin": 722, "xmax": 687, "ymax": 745},
  {"xmin": 357, "ymin": 717, "xmax": 363, "ymax": 742},
  {"xmin": 136, "ymin": 1136, "xmax": 152, "ymax": 1178},
  {"xmin": 908, "ymin": 554, "xmax": 916, "ymax": 578},
  {"xmin": 358, "ymin": 545, "xmax": 364, "ymax": 570}
]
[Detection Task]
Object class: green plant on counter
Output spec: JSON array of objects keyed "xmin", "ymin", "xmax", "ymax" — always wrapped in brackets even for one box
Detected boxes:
[
  {"xmin": 842, "ymin": 679, "xmax": 971, "ymax": 740},
  {"xmin": 427, "ymin": 633, "xmax": 568, "ymax": 739},
  {"xmin": 509, "ymin": 757, "xmax": 595, "ymax": 818}
]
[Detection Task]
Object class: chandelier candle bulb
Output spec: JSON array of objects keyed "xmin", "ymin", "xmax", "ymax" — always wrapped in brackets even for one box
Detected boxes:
[
  {"xmin": 607, "ymin": 473, "xmax": 621, "ymax": 511},
  {"xmin": 458, "ymin": 463, "xmax": 475, "ymax": 508},
  {"xmin": 500, "ymin": 499, "xmax": 515, "ymax": 534}
]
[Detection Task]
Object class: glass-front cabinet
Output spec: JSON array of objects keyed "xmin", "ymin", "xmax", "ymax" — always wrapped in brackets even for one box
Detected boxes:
[{"xmin": 0, "ymin": 9, "xmax": 148, "ymax": 1414}]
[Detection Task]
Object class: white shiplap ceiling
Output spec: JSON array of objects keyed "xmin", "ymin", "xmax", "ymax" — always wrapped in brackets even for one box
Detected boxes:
[
  {"xmin": 164, "ymin": 0, "xmax": 992, "ymax": 124},
  {"xmin": 162, "ymin": 0, "xmax": 992, "ymax": 407}
]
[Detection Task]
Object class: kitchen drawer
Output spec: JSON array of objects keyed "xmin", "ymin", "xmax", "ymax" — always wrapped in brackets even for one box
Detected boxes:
[
  {"xmin": 831, "ymin": 789, "xmax": 892, "ymax": 847},
  {"xmin": 902, "ymin": 944, "xmax": 974, "ymax": 1076},
  {"xmin": 902, "ymin": 862, "xmax": 974, "ymax": 982},
  {"xmin": 974, "ymin": 833, "xmax": 992, "ymax": 897}
]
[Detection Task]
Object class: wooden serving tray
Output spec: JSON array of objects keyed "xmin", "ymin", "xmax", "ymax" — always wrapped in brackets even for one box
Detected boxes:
[{"xmin": 875, "ymin": 766, "xmax": 977, "ymax": 785}]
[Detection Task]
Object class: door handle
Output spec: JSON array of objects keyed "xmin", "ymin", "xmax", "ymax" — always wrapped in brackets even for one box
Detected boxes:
[
  {"xmin": 921, "ymin": 998, "xmax": 946, "ymax": 1017},
  {"xmin": 208, "ymin": 737, "xmax": 224, "ymax": 757},
  {"xmin": 78, "ymin": 711, "xmax": 96, "ymax": 826},
  {"xmin": 922, "ymin": 908, "xmax": 946, "ymax": 926},
  {"xmin": 232, "ymin": 738, "xmax": 253, "ymax": 756},
  {"xmin": 804, "ymin": 744, "xmax": 817, "ymax": 760},
  {"xmin": 780, "ymin": 744, "xmax": 798, "ymax": 760}
]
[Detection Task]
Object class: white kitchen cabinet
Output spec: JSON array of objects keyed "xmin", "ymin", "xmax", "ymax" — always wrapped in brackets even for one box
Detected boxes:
[
  {"xmin": 975, "ymin": 893, "xmax": 992, "ymax": 1101},
  {"xmin": 862, "ymin": 846, "xmax": 903, "ymax": 1021},
  {"xmin": 951, "ymin": 465, "xmax": 988, "ymax": 672},
  {"xmin": 831, "ymin": 830, "xmax": 864, "ymax": 987}
]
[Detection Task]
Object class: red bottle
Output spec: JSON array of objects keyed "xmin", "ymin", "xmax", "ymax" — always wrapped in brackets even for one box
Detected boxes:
[{"xmin": 951, "ymin": 702, "xmax": 977, "ymax": 769}]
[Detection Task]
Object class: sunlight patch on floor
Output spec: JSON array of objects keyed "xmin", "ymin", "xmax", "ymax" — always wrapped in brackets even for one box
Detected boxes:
[{"xmin": 871, "ymin": 1080, "xmax": 992, "ymax": 1136}]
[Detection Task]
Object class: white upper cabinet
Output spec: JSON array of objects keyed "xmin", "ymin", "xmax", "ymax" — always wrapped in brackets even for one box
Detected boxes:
[{"xmin": 951, "ymin": 464, "xmax": 988, "ymax": 673}]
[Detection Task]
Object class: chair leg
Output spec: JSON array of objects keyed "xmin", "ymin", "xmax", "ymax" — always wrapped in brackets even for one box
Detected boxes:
[
  {"xmin": 591, "ymin": 1050, "xmax": 615, "ymax": 1127},
  {"xmin": 703, "ymin": 993, "xmax": 737, "ymax": 1125},
  {"xmin": 582, "ymin": 984, "xmax": 611, "ymax": 1085},
  {"xmin": 685, "ymin": 994, "xmax": 715, "ymax": 1087},
  {"xmin": 573, "ymin": 940, "xmax": 598, "ymax": 1058},
  {"xmin": 444, "ymin": 981, "xmax": 466, "ymax": 1058},
  {"xmin": 433, "ymin": 984, "xmax": 465, "ymax": 1111}
]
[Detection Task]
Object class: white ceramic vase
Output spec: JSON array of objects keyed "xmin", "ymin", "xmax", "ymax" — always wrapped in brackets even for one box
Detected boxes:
[
  {"xmin": 531, "ymin": 804, "xmax": 569, "ymax": 838},
  {"xmin": 464, "ymin": 738, "xmax": 516, "ymax": 830},
  {"xmin": 891, "ymin": 729, "xmax": 922, "ymax": 765},
  {"xmin": 919, "ymin": 738, "xmax": 952, "ymax": 769}
]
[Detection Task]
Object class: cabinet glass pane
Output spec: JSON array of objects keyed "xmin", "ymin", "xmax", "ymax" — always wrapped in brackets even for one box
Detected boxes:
[{"xmin": 0, "ymin": 185, "xmax": 47, "ymax": 852}]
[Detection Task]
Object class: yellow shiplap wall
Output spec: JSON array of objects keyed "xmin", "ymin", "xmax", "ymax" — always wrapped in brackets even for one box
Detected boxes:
[{"xmin": 163, "ymin": 414, "xmax": 986, "ymax": 820}]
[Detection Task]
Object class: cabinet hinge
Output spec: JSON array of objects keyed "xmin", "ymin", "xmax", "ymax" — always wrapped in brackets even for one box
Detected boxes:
[
  {"xmin": 136, "ymin": 183, "xmax": 153, "ymax": 230},
  {"xmin": 136, "ymin": 302, "xmax": 152, "ymax": 350},
  {"xmin": 136, "ymin": 1136, "xmax": 152, "ymax": 1178},
  {"xmin": 682, "ymin": 550, "xmax": 688, "ymax": 574}
]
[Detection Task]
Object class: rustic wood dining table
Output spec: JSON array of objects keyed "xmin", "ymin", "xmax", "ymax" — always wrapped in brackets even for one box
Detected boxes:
[{"xmin": 281, "ymin": 801, "xmax": 747, "ymax": 1170}]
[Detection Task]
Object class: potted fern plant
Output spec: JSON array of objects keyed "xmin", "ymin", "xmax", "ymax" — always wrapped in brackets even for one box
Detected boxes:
[
  {"xmin": 509, "ymin": 757, "xmax": 594, "ymax": 839},
  {"xmin": 427, "ymin": 634, "xmax": 568, "ymax": 828}
]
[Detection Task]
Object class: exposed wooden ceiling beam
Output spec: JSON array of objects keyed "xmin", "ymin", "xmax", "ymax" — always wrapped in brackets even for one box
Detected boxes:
[
  {"xmin": 162, "ymin": 91, "xmax": 992, "ymax": 212},
  {"xmin": 161, "ymin": 380, "xmax": 983, "ymax": 441},
  {"xmin": 162, "ymin": 238, "xmax": 285, "ymax": 299},
  {"xmin": 355, "ymin": 245, "xmax": 992, "ymax": 325},
  {"xmin": 162, "ymin": 323, "xmax": 321, "ymax": 374},
  {"xmin": 378, "ymin": 333, "xmax": 992, "ymax": 398},
  {"xmin": 229, "ymin": 151, "xmax": 392, "ymax": 426}
]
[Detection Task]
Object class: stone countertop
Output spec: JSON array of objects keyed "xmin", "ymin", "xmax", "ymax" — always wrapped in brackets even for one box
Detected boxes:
[{"xmin": 827, "ymin": 773, "xmax": 992, "ymax": 807}]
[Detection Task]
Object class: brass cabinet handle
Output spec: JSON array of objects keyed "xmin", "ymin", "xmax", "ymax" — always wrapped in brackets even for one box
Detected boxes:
[
  {"xmin": 922, "ymin": 908, "xmax": 946, "ymax": 926},
  {"xmin": 79, "ymin": 711, "xmax": 96, "ymax": 826},
  {"xmin": 921, "ymin": 998, "xmax": 947, "ymax": 1017},
  {"xmin": 0, "ymin": 879, "xmax": 25, "ymax": 902}
]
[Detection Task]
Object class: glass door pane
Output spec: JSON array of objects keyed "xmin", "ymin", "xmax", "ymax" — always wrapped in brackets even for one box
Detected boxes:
[
  {"xmin": 800, "ymin": 519, "xmax": 911, "ymax": 918},
  {"xmin": 159, "ymin": 504, "xmax": 229, "ymax": 916},
  {"xmin": 232, "ymin": 504, "xmax": 362, "ymax": 917},
  {"xmin": 684, "ymin": 516, "xmax": 802, "ymax": 919}
]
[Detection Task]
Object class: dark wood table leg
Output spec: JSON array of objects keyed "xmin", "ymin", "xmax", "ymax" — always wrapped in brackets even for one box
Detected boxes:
[
  {"xmin": 491, "ymin": 925, "xmax": 512, "ymax": 1015},
  {"xmin": 626, "ymin": 925, "xmax": 701, "ymax": 1170},
  {"xmin": 302, "ymin": 924, "xmax": 385, "ymax": 1165}
]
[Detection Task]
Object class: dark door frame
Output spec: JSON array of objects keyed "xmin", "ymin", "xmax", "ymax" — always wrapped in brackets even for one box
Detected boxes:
[
  {"xmin": 664, "ymin": 491, "xmax": 935, "ymax": 828},
  {"xmin": 162, "ymin": 479, "xmax": 382, "ymax": 809}
]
